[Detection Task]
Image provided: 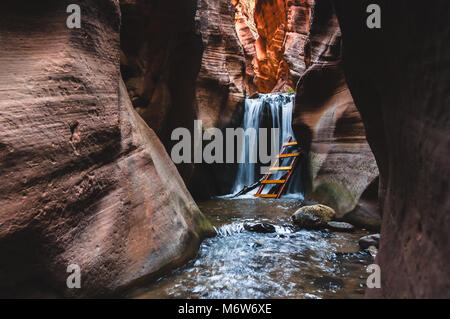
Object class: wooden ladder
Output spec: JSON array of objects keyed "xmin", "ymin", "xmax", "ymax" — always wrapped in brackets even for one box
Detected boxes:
[{"xmin": 254, "ymin": 136, "xmax": 302, "ymax": 199}]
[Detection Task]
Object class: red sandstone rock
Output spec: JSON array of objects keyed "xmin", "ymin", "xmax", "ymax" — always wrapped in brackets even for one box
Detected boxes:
[
  {"xmin": 293, "ymin": 0, "xmax": 379, "ymax": 218},
  {"xmin": 195, "ymin": 0, "xmax": 247, "ymax": 129},
  {"xmin": 333, "ymin": 0, "xmax": 450, "ymax": 298},
  {"xmin": 0, "ymin": 0, "xmax": 213, "ymax": 297},
  {"xmin": 234, "ymin": 0, "xmax": 313, "ymax": 93},
  {"xmin": 233, "ymin": 0, "xmax": 259, "ymax": 95},
  {"xmin": 120, "ymin": 0, "xmax": 201, "ymax": 146},
  {"xmin": 120, "ymin": 0, "xmax": 248, "ymax": 193}
]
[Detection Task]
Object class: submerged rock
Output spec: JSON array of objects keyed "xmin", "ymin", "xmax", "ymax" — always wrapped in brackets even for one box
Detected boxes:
[
  {"xmin": 327, "ymin": 221, "xmax": 355, "ymax": 232},
  {"xmin": 313, "ymin": 276, "xmax": 344, "ymax": 290},
  {"xmin": 367, "ymin": 246, "xmax": 378, "ymax": 257},
  {"xmin": 359, "ymin": 234, "xmax": 381, "ymax": 250},
  {"xmin": 244, "ymin": 223, "xmax": 276, "ymax": 234},
  {"xmin": 252, "ymin": 240, "xmax": 264, "ymax": 248},
  {"xmin": 292, "ymin": 205, "xmax": 336, "ymax": 230}
]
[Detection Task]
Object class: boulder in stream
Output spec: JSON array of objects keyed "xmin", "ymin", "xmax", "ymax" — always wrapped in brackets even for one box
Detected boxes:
[
  {"xmin": 359, "ymin": 234, "xmax": 381, "ymax": 250},
  {"xmin": 244, "ymin": 223, "xmax": 276, "ymax": 234},
  {"xmin": 292, "ymin": 205, "xmax": 336, "ymax": 230},
  {"xmin": 327, "ymin": 221, "xmax": 355, "ymax": 233}
]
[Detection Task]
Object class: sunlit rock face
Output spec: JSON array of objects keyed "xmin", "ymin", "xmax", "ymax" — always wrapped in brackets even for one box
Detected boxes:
[
  {"xmin": 0, "ymin": 0, "xmax": 213, "ymax": 297},
  {"xmin": 333, "ymin": 0, "xmax": 450, "ymax": 298},
  {"xmin": 233, "ymin": 0, "xmax": 313, "ymax": 93},
  {"xmin": 291, "ymin": 0, "xmax": 379, "ymax": 220},
  {"xmin": 195, "ymin": 0, "xmax": 247, "ymax": 130}
]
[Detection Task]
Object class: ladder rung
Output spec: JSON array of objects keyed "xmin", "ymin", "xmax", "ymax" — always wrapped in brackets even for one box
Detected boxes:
[
  {"xmin": 270, "ymin": 166, "xmax": 292, "ymax": 171},
  {"xmin": 254, "ymin": 194, "xmax": 277, "ymax": 198},
  {"xmin": 283, "ymin": 142, "xmax": 298, "ymax": 146},
  {"xmin": 261, "ymin": 180, "xmax": 286, "ymax": 184},
  {"xmin": 278, "ymin": 152, "xmax": 300, "ymax": 158}
]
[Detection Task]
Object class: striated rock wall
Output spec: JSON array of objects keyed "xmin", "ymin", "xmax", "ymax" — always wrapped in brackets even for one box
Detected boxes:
[
  {"xmin": 233, "ymin": 0, "xmax": 313, "ymax": 93},
  {"xmin": 120, "ymin": 0, "xmax": 247, "ymax": 192},
  {"xmin": 292, "ymin": 0, "xmax": 379, "ymax": 219},
  {"xmin": 121, "ymin": 0, "xmax": 247, "ymax": 134},
  {"xmin": 119, "ymin": 0, "xmax": 380, "ymax": 209},
  {"xmin": 195, "ymin": 0, "xmax": 247, "ymax": 130},
  {"xmin": 0, "ymin": 0, "xmax": 213, "ymax": 297},
  {"xmin": 333, "ymin": 0, "xmax": 450, "ymax": 298},
  {"xmin": 120, "ymin": 0, "xmax": 201, "ymax": 146}
]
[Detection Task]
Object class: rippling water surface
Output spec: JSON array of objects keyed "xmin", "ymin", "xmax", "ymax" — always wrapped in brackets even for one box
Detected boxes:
[{"xmin": 131, "ymin": 199, "xmax": 373, "ymax": 299}]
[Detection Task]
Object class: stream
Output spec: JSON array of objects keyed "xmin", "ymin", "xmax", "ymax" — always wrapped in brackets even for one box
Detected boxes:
[{"xmin": 132, "ymin": 198, "xmax": 373, "ymax": 299}]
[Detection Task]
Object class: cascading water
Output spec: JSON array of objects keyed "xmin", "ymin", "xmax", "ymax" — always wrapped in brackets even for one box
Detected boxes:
[
  {"xmin": 232, "ymin": 93, "xmax": 303, "ymax": 197},
  {"xmin": 132, "ymin": 98, "xmax": 371, "ymax": 300},
  {"xmin": 133, "ymin": 199, "xmax": 374, "ymax": 299}
]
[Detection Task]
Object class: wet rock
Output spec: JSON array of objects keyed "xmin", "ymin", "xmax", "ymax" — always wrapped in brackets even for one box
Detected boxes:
[
  {"xmin": 253, "ymin": 240, "xmax": 264, "ymax": 247},
  {"xmin": 327, "ymin": 221, "xmax": 355, "ymax": 233},
  {"xmin": 244, "ymin": 223, "xmax": 276, "ymax": 234},
  {"xmin": 313, "ymin": 276, "xmax": 344, "ymax": 290},
  {"xmin": 359, "ymin": 234, "xmax": 380, "ymax": 250},
  {"xmin": 292, "ymin": 205, "xmax": 336, "ymax": 230},
  {"xmin": 367, "ymin": 246, "xmax": 378, "ymax": 258}
]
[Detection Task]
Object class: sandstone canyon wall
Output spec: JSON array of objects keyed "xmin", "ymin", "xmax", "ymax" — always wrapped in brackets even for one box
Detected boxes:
[
  {"xmin": 195, "ymin": 0, "xmax": 247, "ymax": 130},
  {"xmin": 234, "ymin": 0, "xmax": 314, "ymax": 93},
  {"xmin": 0, "ymin": 0, "xmax": 213, "ymax": 297},
  {"xmin": 333, "ymin": 0, "xmax": 450, "ymax": 298},
  {"xmin": 120, "ymin": 0, "xmax": 248, "ymax": 195},
  {"xmin": 120, "ymin": 0, "xmax": 247, "ymax": 135},
  {"xmin": 119, "ymin": 0, "xmax": 202, "ymax": 183},
  {"xmin": 290, "ymin": 0, "xmax": 379, "ymax": 222},
  {"xmin": 232, "ymin": 0, "xmax": 379, "ymax": 223}
]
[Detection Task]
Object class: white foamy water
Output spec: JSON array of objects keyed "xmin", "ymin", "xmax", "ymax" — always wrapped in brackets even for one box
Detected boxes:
[{"xmin": 232, "ymin": 93, "xmax": 303, "ymax": 197}]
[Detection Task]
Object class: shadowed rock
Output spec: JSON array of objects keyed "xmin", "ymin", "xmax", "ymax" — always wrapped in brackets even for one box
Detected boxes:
[
  {"xmin": 333, "ymin": 0, "xmax": 450, "ymax": 298},
  {"xmin": 358, "ymin": 234, "xmax": 380, "ymax": 250},
  {"xmin": 0, "ymin": 0, "xmax": 213, "ymax": 298},
  {"xmin": 244, "ymin": 223, "xmax": 276, "ymax": 233}
]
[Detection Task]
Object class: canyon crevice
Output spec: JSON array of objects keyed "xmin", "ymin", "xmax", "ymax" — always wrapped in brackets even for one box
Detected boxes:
[
  {"xmin": 0, "ymin": 0, "xmax": 447, "ymax": 299},
  {"xmin": 233, "ymin": 0, "xmax": 313, "ymax": 93}
]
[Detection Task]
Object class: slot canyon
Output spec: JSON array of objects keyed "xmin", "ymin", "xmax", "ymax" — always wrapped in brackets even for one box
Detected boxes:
[{"xmin": 0, "ymin": 0, "xmax": 448, "ymax": 299}]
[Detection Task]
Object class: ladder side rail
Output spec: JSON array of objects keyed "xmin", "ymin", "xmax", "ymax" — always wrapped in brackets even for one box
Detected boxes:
[
  {"xmin": 256, "ymin": 136, "xmax": 292, "ymax": 195},
  {"xmin": 276, "ymin": 156, "xmax": 300, "ymax": 199}
]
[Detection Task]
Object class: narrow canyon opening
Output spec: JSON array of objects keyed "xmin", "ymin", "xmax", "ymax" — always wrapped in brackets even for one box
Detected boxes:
[
  {"xmin": 1, "ymin": 0, "xmax": 447, "ymax": 300},
  {"xmin": 118, "ymin": 0, "xmax": 380, "ymax": 299}
]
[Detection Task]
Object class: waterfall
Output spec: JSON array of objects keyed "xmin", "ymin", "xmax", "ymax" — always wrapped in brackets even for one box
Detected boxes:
[{"xmin": 232, "ymin": 93, "xmax": 303, "ymax": 197}]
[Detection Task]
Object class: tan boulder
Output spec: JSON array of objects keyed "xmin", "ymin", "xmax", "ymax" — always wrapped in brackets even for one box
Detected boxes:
[{"xmin": 292, "ymin": 204, "xmax": 336, "ymax": 229}]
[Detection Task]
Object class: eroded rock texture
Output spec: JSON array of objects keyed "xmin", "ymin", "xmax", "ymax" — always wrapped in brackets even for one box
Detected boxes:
[
  {"xmin": 233, "ymin": 0, "xmax": 313, "ymax": 93},
  {"xmin": 195, "ymin": 0, "xmax": 247, "ymax": 130},
  {"xmin": 0, "ymin": 0, "xmax": 213, "ymax": 297},
  {"xmin": 333, "ymin": 0, "xmax": 450, "ymax": 298},
  {"xmin": 121, "ymin": 0, "xmax": 247, "ymax": 134},
  {"xmin": 120, "ymin": 0, "xmax": 201, "ymax": 145},
  {"xmin": 120, "ymin": 0, "xmax": 247, "ymax": 194},
  {"xmin": 292, "ymin": 0, "xmax": 379, "ymax": 219}
]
